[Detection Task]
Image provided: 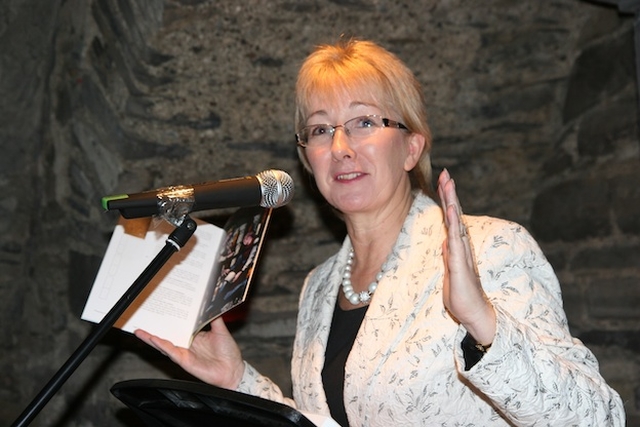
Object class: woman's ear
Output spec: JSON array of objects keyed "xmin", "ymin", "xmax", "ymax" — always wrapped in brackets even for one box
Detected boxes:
[{"xmin": 404, "ymin": 133, "xmax": 426, "ymax": 172}]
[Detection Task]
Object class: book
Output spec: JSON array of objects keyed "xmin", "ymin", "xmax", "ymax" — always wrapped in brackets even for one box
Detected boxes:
[{"xmin": 81, "ymin": 206, "xmax": 272, "ymax": 348}]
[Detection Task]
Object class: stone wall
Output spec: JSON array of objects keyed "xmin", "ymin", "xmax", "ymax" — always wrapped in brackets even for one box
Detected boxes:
[{"xmin": 1, "ymin": 0, "xmax": 639, "ymax": 425}]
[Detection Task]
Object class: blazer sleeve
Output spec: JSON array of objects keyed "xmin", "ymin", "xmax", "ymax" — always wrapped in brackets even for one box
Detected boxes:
[
  {"xmin": 235, "ymin": 361, "xmax": 297, "ymax": 408},
  {"xmin": 454, "ymin": 218, "xmax": 625, "ymax": 426}
]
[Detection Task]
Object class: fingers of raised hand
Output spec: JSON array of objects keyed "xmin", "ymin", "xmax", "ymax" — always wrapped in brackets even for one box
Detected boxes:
[{"xmin": 437, "ymin": 170, "xmax": 469, "ymax": 242}]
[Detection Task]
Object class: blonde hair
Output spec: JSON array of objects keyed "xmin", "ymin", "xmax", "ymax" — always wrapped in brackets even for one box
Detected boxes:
[{"xmin": 295, "ymin": 39, "xmax": 434, "ymax": 196}]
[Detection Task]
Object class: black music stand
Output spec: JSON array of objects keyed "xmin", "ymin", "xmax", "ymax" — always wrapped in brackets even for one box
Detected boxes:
[{"xmin": 111, "ymin": 379, "xmax": 317, "ymax": 427}]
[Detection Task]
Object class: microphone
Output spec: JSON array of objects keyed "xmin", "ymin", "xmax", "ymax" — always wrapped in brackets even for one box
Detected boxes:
[{"xmin": 101, "ymin": 169, "xmax": 294, "ymax": 219}]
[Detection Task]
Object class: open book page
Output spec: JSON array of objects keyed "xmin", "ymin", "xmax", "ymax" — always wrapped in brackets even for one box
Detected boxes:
[{"xmin": 81, "ymin": 216, "xmax": 224, "ymax": 348}]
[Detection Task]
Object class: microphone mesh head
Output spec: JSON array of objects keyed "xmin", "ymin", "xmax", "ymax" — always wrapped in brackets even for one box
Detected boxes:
[{"xmin": 256, "ymin": 170, "xmax": 294, "ymax": 208}]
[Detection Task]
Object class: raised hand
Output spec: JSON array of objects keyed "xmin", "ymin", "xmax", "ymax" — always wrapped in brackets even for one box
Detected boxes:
[
  {"xmin": 437, "ymin": 169, "xmax": 496, "ymax": 346},
  {"xmin": 134, "ymin": 317, "xmax": 245, "ymax": 389}
]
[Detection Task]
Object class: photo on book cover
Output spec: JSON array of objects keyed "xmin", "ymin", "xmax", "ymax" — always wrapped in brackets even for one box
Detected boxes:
[{"xmin": 195, "ymin": 207, "xmax": 271, "ymax": 330}]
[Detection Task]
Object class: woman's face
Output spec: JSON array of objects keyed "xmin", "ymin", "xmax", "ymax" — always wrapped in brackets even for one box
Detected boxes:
[{"xmin": 303, "ymin": 92, "xmax": 424, "ymax": 217}]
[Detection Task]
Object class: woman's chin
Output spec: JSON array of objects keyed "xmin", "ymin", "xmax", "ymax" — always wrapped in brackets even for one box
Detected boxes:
[{"xmin": 332, "ymin": 198, "xmax": 373, "ymax": 215}]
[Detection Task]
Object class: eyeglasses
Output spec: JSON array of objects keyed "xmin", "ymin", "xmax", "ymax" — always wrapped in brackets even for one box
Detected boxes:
[{"xmin": 296, "ymin": 115, "xmax": 408, "ymax": 148}]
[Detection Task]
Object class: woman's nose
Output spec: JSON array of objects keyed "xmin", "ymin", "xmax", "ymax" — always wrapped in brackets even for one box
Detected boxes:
[{"xmin": 330, "ymin": 127, "xmax": 354, "ymax": 159}]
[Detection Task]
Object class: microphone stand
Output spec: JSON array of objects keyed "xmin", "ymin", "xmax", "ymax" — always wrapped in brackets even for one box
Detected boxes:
[{"xmin": 11, "ymin": 216, "xmax": 198, "ymax": 427}]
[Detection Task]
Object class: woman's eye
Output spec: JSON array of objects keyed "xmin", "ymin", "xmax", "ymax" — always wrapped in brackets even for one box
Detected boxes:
[
  {"xmin": 310, "ymin": 125, "xmax": 327, "ymax": 136},
  {"xmin": 357, "ymin": 117, "xmax": 375, "ymax": 128}
]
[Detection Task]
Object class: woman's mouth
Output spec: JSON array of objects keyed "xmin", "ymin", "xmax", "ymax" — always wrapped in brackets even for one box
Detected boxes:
[{"xmin": 335, "ymin": 172, "xmax": 363, "ymax": 181}]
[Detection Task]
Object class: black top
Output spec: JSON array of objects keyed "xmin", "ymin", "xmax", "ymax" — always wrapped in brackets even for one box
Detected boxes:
[
  {"xmin": 320, "ymin": 303, "xmax": 486, "ymax": 427},
  {"xmin": 321, "ymin": 302, "xmax": 368, "ymax": 427}
]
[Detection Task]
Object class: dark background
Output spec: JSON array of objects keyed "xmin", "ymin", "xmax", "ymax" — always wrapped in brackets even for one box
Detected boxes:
[{"xmin": 1, "ymin": 0, "xmax": 639, "ymax": 425}]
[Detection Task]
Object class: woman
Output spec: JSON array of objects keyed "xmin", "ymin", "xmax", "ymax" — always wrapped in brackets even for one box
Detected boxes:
[{"xmin": 135, "ymin": 39, "xmax": 625, "ymax": 426}]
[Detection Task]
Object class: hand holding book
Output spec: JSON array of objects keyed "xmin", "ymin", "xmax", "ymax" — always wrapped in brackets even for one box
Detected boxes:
[{"xmin": 134, "ymin": 317, "xmax": 245, "ymax": 389}]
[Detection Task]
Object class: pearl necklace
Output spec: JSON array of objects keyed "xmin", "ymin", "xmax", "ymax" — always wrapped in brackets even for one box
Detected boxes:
[{"xmin": 341, "ymin": 248, "xmax": 385, "ymax": 305}]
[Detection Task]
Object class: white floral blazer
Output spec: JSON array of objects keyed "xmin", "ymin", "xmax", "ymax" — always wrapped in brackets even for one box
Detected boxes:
[{"xmin": 238, "ymin": 193, "xmax": 625, "ymax": 426}]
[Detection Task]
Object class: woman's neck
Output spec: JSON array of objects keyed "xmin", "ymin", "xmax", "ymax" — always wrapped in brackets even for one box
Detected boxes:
[{"xmin": 343, "ymin": 188, "xmax": 413, "ymax": 288}]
